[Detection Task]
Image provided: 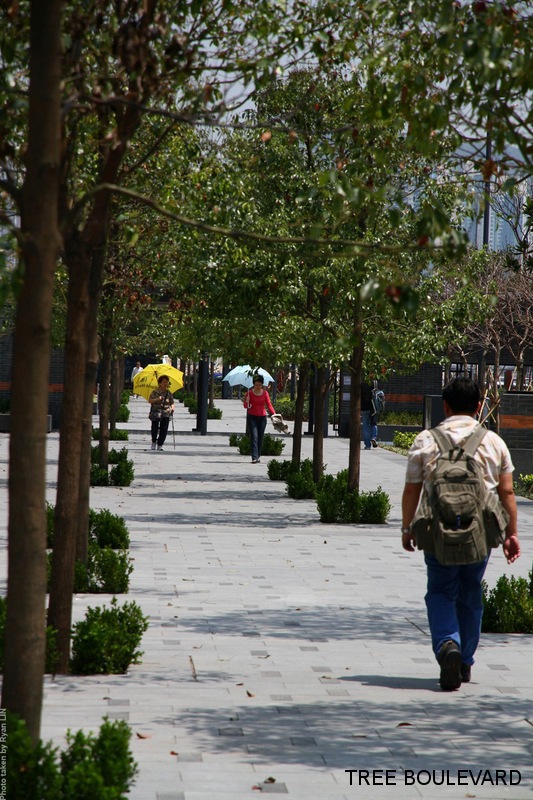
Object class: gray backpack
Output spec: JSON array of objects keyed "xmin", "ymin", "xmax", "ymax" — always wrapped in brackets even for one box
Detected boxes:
[{"xmin": 411, "ymin": 425, "xmax": 509, "ymax": 565}]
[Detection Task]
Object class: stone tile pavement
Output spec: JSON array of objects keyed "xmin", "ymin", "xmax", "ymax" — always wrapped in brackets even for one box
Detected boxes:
[{"xmin": 1, "ymin": 396, "xmax": 532, "ymax": 799}]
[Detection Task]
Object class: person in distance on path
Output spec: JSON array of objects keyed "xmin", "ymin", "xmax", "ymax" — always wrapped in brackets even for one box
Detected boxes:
[
  {"xmin": 148, "ymin": 374, "xmax": 174, "ymax": 451},
  {"xmin": 243, "ymin": 374, "xmax": 276, "ymax": 463}
]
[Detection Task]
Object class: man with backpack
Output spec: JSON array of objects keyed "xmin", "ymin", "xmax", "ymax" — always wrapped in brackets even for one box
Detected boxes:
[
  {"xmin": 401, "ymin": 377, "xmax": 520, "ymax": 691},
  {"xmin": 361, "ymin": 380, "xmax": 384, "ymax": 449}
]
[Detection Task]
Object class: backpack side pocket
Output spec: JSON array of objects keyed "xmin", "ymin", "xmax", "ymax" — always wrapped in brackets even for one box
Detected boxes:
[
  {"xmin": 411, "ymin": 491, "xmax": 435, "ymax": 552},
  {"xmin": 483, "ymin": 492, "xmax": 509, "ymax": 548}
]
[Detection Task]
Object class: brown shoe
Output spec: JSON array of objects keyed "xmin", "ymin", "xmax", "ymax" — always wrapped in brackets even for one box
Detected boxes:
[{"xmin": 460, "ymin": 663, "xmax": 471, "ymax": 683}]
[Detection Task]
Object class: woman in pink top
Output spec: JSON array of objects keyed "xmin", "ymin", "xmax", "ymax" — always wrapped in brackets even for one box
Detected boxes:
[{"xmin": 243, "ymin": 374, "xmax": 276, "ymax": 463}]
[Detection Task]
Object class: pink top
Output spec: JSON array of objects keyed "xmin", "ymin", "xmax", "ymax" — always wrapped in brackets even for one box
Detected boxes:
[{"xmin": 244, "ymin": 389, "xmax": 275, "ymax": 417}]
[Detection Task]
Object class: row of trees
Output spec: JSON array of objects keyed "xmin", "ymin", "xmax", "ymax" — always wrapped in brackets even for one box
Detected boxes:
[{"xmin": 1, "ymin": 0, "xmax": 532, "ymax": 743}]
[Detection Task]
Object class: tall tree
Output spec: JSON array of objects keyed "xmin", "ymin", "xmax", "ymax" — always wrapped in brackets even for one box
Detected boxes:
[{"xmin": 1, "ymin": 0, "xmax": 63, "ymax": 741}]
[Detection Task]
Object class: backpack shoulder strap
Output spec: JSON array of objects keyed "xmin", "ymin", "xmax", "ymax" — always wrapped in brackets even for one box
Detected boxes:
[
  {"xmin": 462, "ymin": 424, "xmax": 487, "ymax": 457},
  {"xmin": 430, "ymin": 427, "xmax": 453, "ymax": 454}
]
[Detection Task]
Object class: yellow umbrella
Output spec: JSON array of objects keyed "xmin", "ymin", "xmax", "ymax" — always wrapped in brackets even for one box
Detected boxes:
[{"xmin": 133, "ymin": 364, "xmax": 184, "ymax": 401}]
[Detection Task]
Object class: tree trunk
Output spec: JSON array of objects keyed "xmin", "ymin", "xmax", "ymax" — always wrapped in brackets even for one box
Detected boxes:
[
  {"xmin": 312, "ymin": 364, "xmax": 327, "ymax": 483},
  {"xmin": 291, "ymin": 361, "xmax": 309, "ymax": 465},
  {"xmin": 479, "ymin": 349, "xmax": 487, "ymax": 396},
  {"xmin": 110, "ymin": 357, "xmax": 121, "ymax": 430},
  {"xmin": 209, "ymin": 358, "xmax": 215, "ymax": 409},
  {"xmin": 492, "ymin": 343, "xmax": 502, "ymax": 434},
  {"xmin": 99, "ymin": 311, "xmax": 113, "ymax": 470},
  {"xmin": 47, "ymin": 7, "xmax": 148, "ymax": 674},
  {"xmin": 516, "ymin": 350, "xmax": 525, "ymax": 391},
  {"xmin": 444, "ymin": 345, "xmax": 452, "ymax": 385},
  {"xmin": 76, "ymin": 251, "xmax": 102, "ymax": 564},
  {"xmin": 48, "ymin": 240, "xmax": 91, "ymax": 673},
  {"xmin": 2, "ymin": 0, "xmax": 63, "ymax": 742},
  {"xmin": 117, "ymin": 355, "xmax": 125, "ymax": 399},
  {"xmin": 347, "ymin": 310, "xmax": 364, "ymax": 494}
]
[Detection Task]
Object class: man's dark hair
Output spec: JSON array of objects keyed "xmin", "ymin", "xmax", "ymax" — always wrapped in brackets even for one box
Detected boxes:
[
  {"xmin": 442, "ymin": 376, "xmax": 480, "ymax": 414},
  {"xmin": 252, "ymin": 374, "xmax": 264, "ymax": 384}
]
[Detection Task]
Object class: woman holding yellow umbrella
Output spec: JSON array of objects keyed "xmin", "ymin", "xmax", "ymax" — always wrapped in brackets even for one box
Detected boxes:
[
  {"xmin": 148, "ymin": 375, "xmax": 174, "ymax": 450},
  {"xmin": 133, "ymin": 364, "xmax": 183, "ymax": 451}
]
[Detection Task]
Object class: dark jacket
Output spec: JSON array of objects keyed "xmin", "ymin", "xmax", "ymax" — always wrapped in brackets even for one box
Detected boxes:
[{"xmin": 361, "ymin": 382, "xmax": 373, "ymax": 412}]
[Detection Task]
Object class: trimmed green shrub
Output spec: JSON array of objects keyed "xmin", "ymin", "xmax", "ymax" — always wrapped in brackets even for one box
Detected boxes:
[
  {"xmin": 267, "ymin": 458, "xmax": 298, "ymax": 481},
  {"xmin": 48, "ymin": 546, "xmax": 132, "ymax": 595},
  {"xmin": 109, "ymin": 459, "xmax": 134, "ymax": 487},
  {"xmin": 89, "ymin": 546, "xmax": 132, "ymax": 594},
  {"xmin": 358, "ymin": 486, "xmax": 392, "ymax": 524},
  {"xmin": 74, "ymin": 545, "xmax": 133, "ymax": 594},
  {"xmin": 207, "ymin": 406, "xmax": 223, "ymax": 419},
  {"xmin": 73, "ymin": 559, "xmax": 90, "ymax": 593},
  {"xmin": 237, "ymin": 434, "xmax": 251, "ymax": 455},
  {"xmin": 274, "ymin": 393, "xmax": 336, "ymax": 423},
  {"xmin": 90, "ymin": 464, "xmax": 109, "ymax": 486},
  {"xmin": 236, "ymin": 433, "xmax": 285, "ymax": 456},
  {"xmin": 47, "ymin": 506, "xmax": 129, "ymax": 549},
  {"xmin": 6, "ymin": 712, "xmax": 62, "ymax": 799},
  {"xmin": 6, "ymin": 713, "xmax": 138, "ymax": 800},
  {"xmin": 482, "ymin": 572, "xmax": 533, "ymax": 633},
  {"xmin": 392, "ymin": 430, "xmax": 418, "ymax": 450},
  {"xmin": 261, "ymin": 433, "xmax": 285, "ymax": 456},
  {"xmin": 516, "ymin": 473, "xmax": 533, "ymax": 499},
  {"xmin": 121, "ymin": 389, "xmax": 130, "ymax": 404},
  {"xmin": 89, "ymin": 509, "xmax": 130, "ymax": 549},
  {"xmin": 286, "ymin": 459, "xmax": 316, "ymax": 499},
  {"xmin": 274, "ymin": 397, "xmax": 301, "ymax": 420},
  {"xmin": 316, "ymin": 470, "xmax": 391, "ymax": 524},
  {"xmin": 316, "ymin": 471, "xmax": 360, "ymax": 523},
  {"xmin": 70, "ymin": 597, "xmax": 148, "ymax": 674},
  {"xmin": 230, "ymin": 433, "xmax": 284, "ymax": 456},
  {"xmin": 380, "ymin": 410, "xmax": 423, "ymax": 425},
  {"xmin": 108, "ymin": 446, "xmax": 128, "ymax": 464},
  {"xmin": 92, "ymin": 427, "xmax": 129, "ymax": 441},
  {"xmin": 91, "ymin": 447, "xmax": 134, "ymax": 486},
  {"xmin": 60, "ymin": 718, "xmax": 137, "ymax": 799},
  {"xmin": 116, "ymin": 404, "xmax": 130, "ymax": 422}
]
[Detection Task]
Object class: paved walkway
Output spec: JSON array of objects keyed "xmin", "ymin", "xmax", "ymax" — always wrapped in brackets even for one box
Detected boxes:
[{"xmin": 1, "ymin": 396, "xmax": 533, "ymax": 799}]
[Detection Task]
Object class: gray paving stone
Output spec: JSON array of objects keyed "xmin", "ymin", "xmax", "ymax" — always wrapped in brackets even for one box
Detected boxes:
[{"xmin": 1, "ymin": 397, "xmax": 533, "ymax": 800}]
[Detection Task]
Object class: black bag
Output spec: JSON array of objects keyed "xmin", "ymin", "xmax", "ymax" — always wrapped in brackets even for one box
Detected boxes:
[{"xmin": 149, "ymin": 389, "xmax": 172, "ymax": 421}]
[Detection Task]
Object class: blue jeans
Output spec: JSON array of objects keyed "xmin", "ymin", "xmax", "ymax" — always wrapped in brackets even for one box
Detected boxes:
[
  {"xmin": 361, "ymin": 410, "xmax": 378, "ymax": 448},
  {"xmin": 247, "ymin": 414, "xmax": 267, "ymax": 460},
  {"xmin": 424, "ymin": 553, "xmax": 489, "ymax": 666}
]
